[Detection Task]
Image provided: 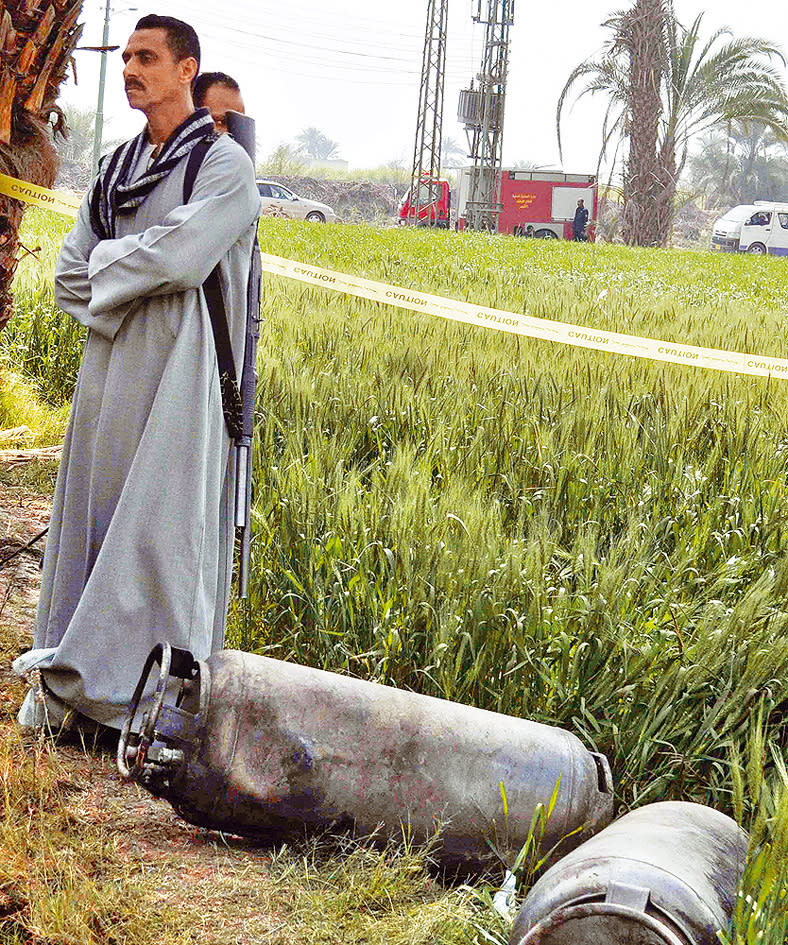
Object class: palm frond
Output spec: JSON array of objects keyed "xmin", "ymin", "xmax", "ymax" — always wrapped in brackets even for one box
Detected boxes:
[{"xmin": 556, "ymin": 56, "xmax": 627, "ymax": 161}]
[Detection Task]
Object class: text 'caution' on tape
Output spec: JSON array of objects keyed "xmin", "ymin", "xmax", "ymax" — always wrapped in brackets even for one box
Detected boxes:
[
  {"xmin": 5, "ymin": 172, "xmax": 788, "ymax": 381},
  {"xmin": 0, "ymin": 172, "xmax": 81, "ymax": 218},
  {"xmin": 259, "ymin": 252, "xmax": 788, "ymax": 381}
]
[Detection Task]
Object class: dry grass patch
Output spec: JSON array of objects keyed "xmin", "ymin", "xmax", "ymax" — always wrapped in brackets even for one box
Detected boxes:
[{"xmin": 0, "ymin": 725, "xmax": 491, "ymax": 945}]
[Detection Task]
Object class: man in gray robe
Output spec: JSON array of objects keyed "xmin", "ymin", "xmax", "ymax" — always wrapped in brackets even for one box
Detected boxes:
[{"xmin": 14, "ymin": 14, "xmax": 260, "ymax": 732}]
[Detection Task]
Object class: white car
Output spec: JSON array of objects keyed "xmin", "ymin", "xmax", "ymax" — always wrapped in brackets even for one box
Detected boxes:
[{"xmin": 256, "ymin": 180, "xmax": 336, "ymax": 222}]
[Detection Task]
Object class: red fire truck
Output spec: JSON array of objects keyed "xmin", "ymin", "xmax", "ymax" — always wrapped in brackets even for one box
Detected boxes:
[
  {"xmin": 399, "ymin": 168, "xmax": 598, "ymax": 239},
  {"xmin": 397, "ymin": 175, "xmax": 452, "ymax": 227}
]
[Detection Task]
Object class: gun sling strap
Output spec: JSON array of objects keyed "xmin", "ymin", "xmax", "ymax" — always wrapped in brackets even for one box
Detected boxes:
[{"xmin": 184, "ymin": 135, "xmax": 244, "ymax": 441}]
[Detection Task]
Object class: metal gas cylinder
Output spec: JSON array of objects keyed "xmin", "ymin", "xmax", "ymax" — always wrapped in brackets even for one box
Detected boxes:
[
  {"xmin": 509, "ymin": 801, "xmax": 749, "ymax": 945},
  {"xmin": 118, "ymin": 644, "xmax": 613, "ymax": 871}
]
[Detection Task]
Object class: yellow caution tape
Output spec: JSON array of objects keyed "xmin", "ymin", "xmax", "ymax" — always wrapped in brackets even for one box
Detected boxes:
[
  {"xmin": 259, "ymin": 252, "xmax": 788, "ymax": 380},
  {"xmin": 4, "ymin": 172, "xmax": 787, "ymax": 380},
  {"xmin": 0, "ymin": 172, "xmax": 82, "ymax": 217}
]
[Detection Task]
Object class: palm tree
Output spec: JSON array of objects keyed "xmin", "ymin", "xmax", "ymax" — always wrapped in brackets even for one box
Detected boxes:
[
  {"xmin": 295, "ymin": 127, "xmax": 341, "ymax": 162},
  {"xmin": 0, "ymin": 0, "xmax": 83, "ymax": 329},
  {"xmin": 689, "ymin": 121, "xmax": 788, "ymax": 209},
  {"xmin": 54, "ymin": 105, "xmax": 122, "ymax": 190},
  {"xmin": 440, "ymin": 136, "xmax": 466, "ymax": 168},
  {"xmin": 558, "ymin": 5, "xmax": 788, "ymax": 246}
]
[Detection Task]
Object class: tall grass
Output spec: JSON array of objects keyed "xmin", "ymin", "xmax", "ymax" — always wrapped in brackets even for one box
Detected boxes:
[
  {"xmin": 0, "ymin": 361, "xmax": 69, "ymax": 446},
  {"xmin": 224, "ymin": 223, "xmax": 788, "ymax": 821},
  {"xmin": 2, "ymin": 208, "xmax": 84, "ymax": 406},
  {"xmin": 7, "ymin": 213, "xmax": 788, "ymax": 939},
  {"xmin": 720, "ymin": 722, "xmax": 788, "ymax": 945},
  {"xmin": 237, "ymin": 221, "xmax": 788, "ymax": 936}
]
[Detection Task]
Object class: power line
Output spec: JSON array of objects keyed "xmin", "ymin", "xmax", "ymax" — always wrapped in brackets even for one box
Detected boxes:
[
  {"xmin": 187, "ymin": 23, "xmax": 473, "ymax": 82},
  {"xmin": 195, "ymin": 34, "xmax": 471, "ymax": 79},
  {"xmin": 81, "ymin": 1, "xmax": 476, "ymax": 86},
  {"xmin": 196, "ymin": 0, "xmax": 440, "ymax": 41},
  {"xmin": 159, "ymin": 0, "xmax": 476, "ymax": 66}
]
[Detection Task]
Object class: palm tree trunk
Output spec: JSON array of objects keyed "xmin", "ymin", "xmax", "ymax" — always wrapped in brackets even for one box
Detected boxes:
[
  {"xmin": 0, "ymin": 0, "xmax": 83, "ymax": 330},
  {"xmin": 655, "ymin": 137, "xmax": 677, "ymax": 245},
  {"xmin": 621, "ymin": 0, "xmax": 667, "ymax": 247}
]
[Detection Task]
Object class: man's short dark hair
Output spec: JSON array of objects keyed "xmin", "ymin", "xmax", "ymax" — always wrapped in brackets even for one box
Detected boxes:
[
  {"xmin": 134, "ymin": 14, "xmax": 200, "ymax": 68},
  {"xmin": 192, "ymin": 71, "xmax": 240, "ymax": 108}
]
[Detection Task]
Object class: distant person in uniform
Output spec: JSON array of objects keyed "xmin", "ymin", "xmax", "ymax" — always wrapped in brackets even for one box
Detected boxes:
[
  {"xmin": 193, "ymin": 71, "xmax": 244, "ymax": 133},
  {"xmin": 573, "ymin": 198, "xmax": 589, "ymax": 241}
]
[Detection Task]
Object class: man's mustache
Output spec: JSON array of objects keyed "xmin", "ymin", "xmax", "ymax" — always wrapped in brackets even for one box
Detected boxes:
[{"xmin": 125, "ymin": 81, "xmax": 144, "ymax": 91}]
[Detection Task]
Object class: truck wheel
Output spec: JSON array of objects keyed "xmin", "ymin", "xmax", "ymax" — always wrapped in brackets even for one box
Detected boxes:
[
  {"xmin": 535, "ymin": 229, "xmax": 558, "ymax": 239},
  {"xmin": 306, "ymin": 211, "xmax": 326, "ymax": 223},
  {"xmin": 747, "ymin": 242, "xmax": 766, "ymax": 254}
]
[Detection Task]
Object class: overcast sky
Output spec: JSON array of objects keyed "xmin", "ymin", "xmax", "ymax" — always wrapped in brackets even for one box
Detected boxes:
[{"xmin": 62, "ymin": 0, "xmax": 788, "ymax": 174}]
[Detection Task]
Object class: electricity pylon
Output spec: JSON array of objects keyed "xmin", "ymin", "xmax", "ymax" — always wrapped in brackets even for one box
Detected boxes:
[
  {"xmin": 409, "ymin": 0, "xmax": 448, "ymax": 224},
  {"xmin": 459, "ymin": 0, "xmax": 515, "ymax": 230}
]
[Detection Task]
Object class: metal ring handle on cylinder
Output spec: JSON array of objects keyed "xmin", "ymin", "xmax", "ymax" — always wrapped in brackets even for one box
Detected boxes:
[
  {"xmin": 518, "ymin": 901, "xmax": 688, "ymax": 945},
  {"xmin": 117, "ymin": 641, "xmax": 173, "ymax": 779}
]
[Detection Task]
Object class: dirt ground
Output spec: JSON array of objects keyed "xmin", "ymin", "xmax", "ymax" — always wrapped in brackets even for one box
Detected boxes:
[
  {"xmin": 0, "ymin": 481, "xmax": 49, "ymax": 693},
  {"xmin": 0, "ymin": 476, "xmax": 288, "ymax": 945}
]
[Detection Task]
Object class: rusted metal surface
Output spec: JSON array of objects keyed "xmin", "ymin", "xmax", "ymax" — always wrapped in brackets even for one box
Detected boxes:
[
  {"xmin": 118, "ymin": 644, "xmax": 614, "ymax": 871},
  {"xmin": 509, "ymin": 801, "xmax": 749, "ymax": 945}
]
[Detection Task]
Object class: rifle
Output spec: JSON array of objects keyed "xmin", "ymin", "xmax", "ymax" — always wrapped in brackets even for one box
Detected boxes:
[{"xmin": 226, "ymin": 110, "xmax": 261, "ymax": 598}]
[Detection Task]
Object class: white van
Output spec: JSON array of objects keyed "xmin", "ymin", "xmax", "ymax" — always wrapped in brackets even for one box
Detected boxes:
[{"xmin": 711, "ymin": 201, "xmax": 788, "ymax": 255}]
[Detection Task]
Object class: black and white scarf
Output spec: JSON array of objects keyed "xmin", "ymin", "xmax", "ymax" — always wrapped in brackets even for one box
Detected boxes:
[{"xmin": 89, "ymin": 107, "xmax": 215, "ymax": 240}]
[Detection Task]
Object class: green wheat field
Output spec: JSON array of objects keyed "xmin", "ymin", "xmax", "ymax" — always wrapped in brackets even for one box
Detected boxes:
[{"xmin": 3, "ymin": 208, "xmax": 788, "ymax": 943}]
